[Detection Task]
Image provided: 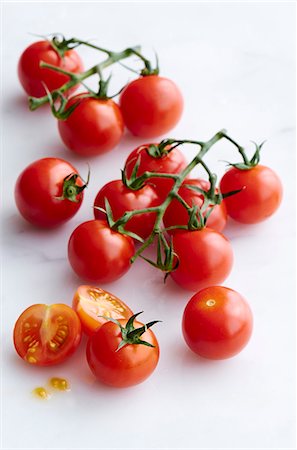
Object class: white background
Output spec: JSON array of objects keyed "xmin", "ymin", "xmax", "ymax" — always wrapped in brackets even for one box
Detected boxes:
[{"xmin": 1, "ymin": 2, "xmax": 296, "ymax": 449}]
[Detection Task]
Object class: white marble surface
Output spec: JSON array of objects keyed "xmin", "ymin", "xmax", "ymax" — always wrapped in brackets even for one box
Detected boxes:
[{"xmin": 1, "ymin": 2, "xmax": 296, "ymax": 449}]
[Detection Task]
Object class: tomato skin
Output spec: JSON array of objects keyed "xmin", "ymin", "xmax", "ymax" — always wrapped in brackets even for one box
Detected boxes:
[
  {"xmin": 182, "ymin": 286, "xmax": 253, "ymax": 359},
  {"xmin": 86, "ymin": 319, "xmax": 159, "ymax": 387},
  {"xmin": 163, "ymin": 179, "xmax": 227, "ymax": 233},
  {"xmin": 72, "ymin": 285, "xmax": 134, "ymax": 336},
  {"xmin": 219, "ymin": 165, "xmax": 283, "ymax": 224},
  {"xmin": 15, "ymin": 158, "xmax": 84, "ymax": 228},
  {"xmin": 68, "ymin": 220, "xmax": 135, "ymax": 283},
  {"xmin": 94, "ymin": 180, "xmax": 160, "ymax": 239},
  {"xmin": 18, "ymin": 41, "xmax": 83, "ymax": 98},
  {"xmin": 58, "ymin": 95, "xmax": 124, "ymax": 156},
  {"xmin": 124, "ymin": 144, "xmax": 188, "ymax": 200},
  {"xmin": 13, "ymin": 303, "xmax": 82, "ymax": 366},
  {"xmin": 171, "ymin": 228, "xmax": 233, "ymax": 291},
  {"xmin": 120, "ymin": 75, "xmax": 183, "ymax": 137}
]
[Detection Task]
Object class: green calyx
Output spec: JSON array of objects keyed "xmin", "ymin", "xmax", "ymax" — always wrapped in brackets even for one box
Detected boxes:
[
  {"xmin": 103, "ymin": 312, "xmax": 161, "ymax": 351},
  {"xmin": 56, "ymin": 171, "xmax": 89, "ymax": 203},
  {"xmin": 50, "ymin": 34, "xmax": 81, "ymax": 58},
  {"xmin": 227, "ymin": 141, "xmax": 265, "ymax": 170}
]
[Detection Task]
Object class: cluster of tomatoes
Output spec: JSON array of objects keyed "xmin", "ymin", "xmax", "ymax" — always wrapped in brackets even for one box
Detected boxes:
[{"xmin": 13, "ymin": 36, "xmax": 283, "ymax": 389}]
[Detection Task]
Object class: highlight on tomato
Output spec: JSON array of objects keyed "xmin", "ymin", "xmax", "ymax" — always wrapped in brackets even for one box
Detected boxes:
[
  {"xmin": 182, "ymin": 286, "xmax": 253, "ymax": 359},
  {"xmin": 18, "ymin": 39, "xmax": 83, "ymax": 98},
  {"xmin": 14, "ymin": 157, "xmax": 87, "ymax": 228},
  {"xmin": 68, "ymin": 220, "xmax": 135, "ymax": 283},
  {"xmin": 13, "ymin": 303, "xmax": 82, "ymax": 366},
  {"xmin": 86, "ymin": 312, "xmax": 160, "ymax": 387},
  {"xmin": 170, "ymin": 228, "xmax": 233, "ymax": 291},
  {"xmin": 72, "ymin": 285, "xmax": 134, "ymax": 335}
]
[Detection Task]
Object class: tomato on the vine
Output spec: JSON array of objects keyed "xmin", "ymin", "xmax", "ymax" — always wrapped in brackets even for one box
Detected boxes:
[
  {"xmin": 15, "ymin": 157, "xmax": 86, "ymax": 228},
  {"xmin": 58, "ymin": 94, "xmax": 124, "ymax": 156},
  {"xmin": 18, "ymin": 40, "xmax": 83, "ymax": 98},
  {"xmin": 68, "ymin": 220, "xmax": 135, "ymax": 283},
  {"xmin": 182, "ymin": 286, "xmax": 253, "ymax": 359},
  {"xmin": 170, "ymin": 228, "xmax": 233, "ymax": 291},
  {"xmin": 124, "ymin": 144, "xmax": 188, "ymax": 200},
  {"xmin": 219, "ymin": 165, "xmax": 282, "ymax": 224},
  {"xmin": 119, "ymin": 75, "xmax": 183, "ymax": 138},
  {"xmin": 163, "ymin": 179, "xmax": 227, "ymax": 233},
  {"xmin": 72, "ymin": 285, "xmax": 134, "ymax": 336},
  {"xmin": 86, "ymin": 313, "xmax": 160, "ymax": 387},
  {"xmin": 13, "ymin": 303, "xmax": 82, "ymax": 366},
  {"xmin": 93, "ymin": 180, "xmax": 160, "ymax": 240}
]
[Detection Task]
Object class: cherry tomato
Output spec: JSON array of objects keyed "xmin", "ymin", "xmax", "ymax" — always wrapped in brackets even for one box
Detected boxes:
[
  {"xmin": 219, "ymin": 165, "xmax": 282, "ymax": 224},
  {"xmin": 119, "ymin": 75, "xmax": 183, "ymax": 137},
  {"xmin": 68, "ymin": 220, "xmax": 135, "ymax": 283},
  {"xmin": 72, "ymin": 285, "xmax": 134, "ymax": 336},
  {"xmin": 18, "ymin": 40, "xmax": 83, "ymax": 98},
  {"xmin": 182, "ymin": 286, "xmax": 253, "ymax": 359},
  {"xmin": 58, "ymin": 94, "xmax": 124, "ymax": 157},
  {"xmin": 124, "ymin": 144, "xmax": 188, "ymax": 200},
  {"xmin": 13, "ymin": 303, "xmax": 82, "ymax": 366},
  {"xmin": 163, "ymin": 179, "xmax": 227, "ymax": 233},
  {"xmin": 170, "ymin": 228, "xmax": 233, "ymax": 291},
  {"xmin": 93, "ymin": 180, "xmax": 160, "ymax": 240},
  {"xmin": 86, "ymin": 316, "xmax": 159, "ymax": 387},
  {"xmin": 15, "ymin": 158, "xmax": 85, "ymax": 228}
]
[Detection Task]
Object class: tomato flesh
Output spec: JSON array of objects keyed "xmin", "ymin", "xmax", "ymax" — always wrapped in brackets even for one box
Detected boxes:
[{"xmin": 13, "ymin": 304, "xmax": 82, "ymax": 366}]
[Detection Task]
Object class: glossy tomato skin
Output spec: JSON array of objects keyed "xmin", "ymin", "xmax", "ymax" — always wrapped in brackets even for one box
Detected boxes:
[
  {"xmin": 86, "ymin": 319, "xmax": 159, "ymax": 387},
  {"xmin": 18, "ymin": 41, "xmax": 83, "ymax": 98},
  {"xmin": 171, "ymin": 228, "xmax": 233, "ymax": 291},
  {"xmin": 13, "ymin": 303, "xmax": 82, "ymax": 366},
  {"xmin": 120, "ymin": 75, "xmax": 183, "ymax": 138},
  {"xmin": 124, "ymin": 144, "xmax": 188, "ymax": 200},
  {"xmin": 94, "ymin": 180, "xmax": 160, "ymax": 239},
  {"xmin": 58, "ymin": 95, "xmax": 124, "ymax": 156},
  {"xmin": 72, "ymin": 285, "xmax": 134, "ymax": 336},
  {"xmin": 182, "ymin": 286, "xmax": 253, "ymax": 359},
  {"xmin": 68, "ymin": 220, "xmax": 135, "ymax": 283},
  {"xmin": 163, "ymin": 179, "xmax": 227, "ymax": 233},
  {"xmin": 15, "ymin": 158, "xmax": 84, "ymax": 228},
  {"xmin": 219, "ymin": 165, "xmax": 283, "ymax": 224}
]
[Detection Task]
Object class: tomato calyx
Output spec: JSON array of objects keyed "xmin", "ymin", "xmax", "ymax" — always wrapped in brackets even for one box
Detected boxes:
[
  {"xmin": 223, "ymin": 139, "xmax": 265, "ymax": 170},
  {"xmin": 56, "ymin": 169, "xmax": 90, "ymax": 203},
  {"xmin": 103, "ymin": 312, "xmax": 161, "ymax": 351}
]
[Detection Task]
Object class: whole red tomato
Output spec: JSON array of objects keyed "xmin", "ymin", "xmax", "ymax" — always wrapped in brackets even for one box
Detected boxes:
[
  {"xmin": 124, "ymin": 144, "xmax": 188, "ymax": 200},
  {"xmin": 86, "ymin": 314, "xmax": 160, "ymax": 387},
  {"xmin": 219, "ymin": 165, "xmax": 282, "ymax": 224},
  {"xmin": 163, "ymin": 179, "xmax": 227, "ymax": 233},
  {"xmin": 68, "ymin": 220, "xmax": 135, "ymax": 283},
  {"xmin": 58, "ymin": 94, "xmax": 124, "ymax": 156},
  {"xmin": 94, "ymin": 180, "xmax": 160, "ymax": 240},
  {"xmin": 120, "ymin": 75, "xmax": 183, "ymax": 138},
  {"xmin": 13, "ymin": 303, "xmax": 82, "ymax": 366},
  {"xmin": 18, "ymin": 40, "xmax": 83, "ymax": 98},
  {"xmin": 15, "ymin": 157, "xmax": 85, "ymax": 228},
  {"xmin": 170, "ymin": 228, "xmax": 233, "ymax": 291},
  {"xmin": 182, "ymin": 286, "xmax": 253, "ymax": 359}
]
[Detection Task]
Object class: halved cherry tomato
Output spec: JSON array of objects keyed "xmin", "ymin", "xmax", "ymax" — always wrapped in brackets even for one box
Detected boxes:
[
  {"xmin": 72, "ymin": 285, "xmax": 133, "ymax": 335},
  {"xmin": 13, "ymin": 304, "xmax": 82, "ymax": 366},
  {"xmin": 182, "ymin": 286, "xmax": 253, "ymax": 359}
]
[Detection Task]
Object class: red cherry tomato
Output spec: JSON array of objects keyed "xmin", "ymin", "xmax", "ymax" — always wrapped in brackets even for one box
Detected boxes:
[
  {"xmin": 170, "ymin": 228, "xmax": 233, "ymax": 291},
  {"xmin": 163, "ymin": 179, "xmax": 227, "ymax": 233},
  {"xmin": 13, "ymin": 303, "xmax": 82, "ymax": 366},
  {"xmin": 86, "ymin": 317, "xmax": 159, "ymax": 387},
  {"xmin": 182, "ymin": 286, "xmax": 253, "ymax": 359},
  {"xmin": 15, "ymin": 158, "xmax": 85, "ymax": 228},
  {"xmin": 18, "ymin": 40, "xmax": 83, "ymax": 98},
  {"xmin": 58, "ymin": 94, "xmax": 124, "ymax": 156},
  {"xmin": 124, "ymin": 144, "xmax": 188, "ymax": 200},
  {"xmin": 94, "ymin": 180, "xmax": 160, "ymax": 240},
  {"xmin": 68, "ymin": 220, "xmax": 135, "ymax": 283},
  {"xmin": 120, "ymin": 75, "xmax": 183, "ymax": 137},
  {"xmin": 219, "ymin": 165, "xmax": 282, "ymax": 224},
  {"xmin": 72, "ymin": 285, "xmax": 134, "ymax": 336}
]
